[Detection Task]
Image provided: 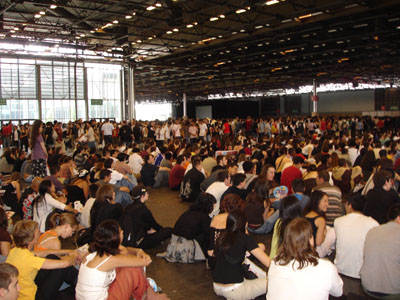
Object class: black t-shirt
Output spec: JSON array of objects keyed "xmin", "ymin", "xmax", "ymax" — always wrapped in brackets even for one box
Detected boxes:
[
  {"xmin": 213, "ymin": 232, "xmax": 258, "ymax": 284},
  {"xmin": 173, "ymin": 210, "xmax": 210, "ymax": 241},
  {"xmin": 140, "ymin": 164, "xmax": 158, "ymax": 187}
]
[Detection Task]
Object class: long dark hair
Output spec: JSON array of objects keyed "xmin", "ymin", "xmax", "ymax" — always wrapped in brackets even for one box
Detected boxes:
[
  {"xmin": 32, "ymin": 180, "xmax": 53, "ymax": 217},
  {"xmin": 304, "ymin": 190, "xmax": 327, "ymax": 218},
  {"xmin": 90, "ymin": 184, "xmax": 114, "ymax": 229},
  {"xmin": 190, "ymin": 192, "xmax": 216, "ymax": 214},
  {"xmin": 30, "ymin": 120, "xmax": 42, "ymax": 149},
  {"xmin": 275, "ymin": 218, "xmax": 318, "ymax": 269},
  {"xmin": 278, "ymin": 195, "xmax": 304, "ymax": 246},
  {"xmin": 89, "ymin": 219, "xmax": 121, "ymax": 257},
  {"xmin": 216, "ymin": 209, "xmax": 247, "ymax": 254}
]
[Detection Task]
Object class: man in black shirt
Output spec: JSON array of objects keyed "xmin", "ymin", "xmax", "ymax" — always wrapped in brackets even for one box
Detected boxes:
[
  {"xmin": 180, "ymin": 157, "xmax": 205, "ymax": 202},
  {"xmin": 220, "ymin": 173, "xmax": 248, "ymax": 202},
  {"xmin": 364, "ymin": 169, "xmax": 400, "ymax": 224}
]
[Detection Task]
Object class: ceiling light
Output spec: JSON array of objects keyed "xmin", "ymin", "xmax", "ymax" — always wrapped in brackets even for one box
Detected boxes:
[
  {"xmin": 34, "ymin": 14, "xmax": 41, "ymax": 18},
  {"xmin": 113, "ymin": 20, "xmax": 118, "ymax": 24},
  {"xmin": 193, "ymin": 22, "xmax": 198, "ymax": 25},
  {"xmin": 50, "ymin": 4, "xmax": 57, "ymax": 9},
  {"xmin": 10, "ymin": 30, "xmax": 15, "ymax": 33},
  {"xmin": 155, "ymin": 3, "xmax": 162, "ymax": 7},
  {"xmin": 131, "ymin": 42, "xmax": 136, "ymax": 44},
  {"xmin": 240, "ymin": 29, "xmax": 245, "ymax": 32},
  {"xmin": 281, "ymin": 19, "xmax": 292, "ymax": 23},
  {"xmin": 298, "ymin": 13, "xmax": 312, "ymax": 20},
  {"xmin": 173, "ymin": 28, "xmax": 179, "ymax": 32},
  {"xmin": 187, "ymin": 24, "xmax": 193, "ymax": 28},
  {"xmin": 166, "ymin": 31, "xmax": 173, "ymax": 34},
  {"xmin": 232, "ymin": 31, "xmax": 237, "ymax": 35},
  {"xmin": 39, "ymin": 11, "xmax": 46, "ymax": 15},
  {"xmin": 76, "ymin": 36, "xmax": 80, "ymax": 39},
  {"xmin": 14, "ymin": 27, "xmax": 19, "ymax": 31},
  {"xmin": 132, "ymin": 12, "xmax": 136, "ymax": 16},
  {"xmin": 218, "ymin": 35, "xmax": 222, "ymax": 38},
  {"xmin": 147, "ymin": 6, "xmax": 156, "ymax": 11},
  {"xmin": 148, "ymin": 37, "xmax": 153, "ymax": 40},
  {"xmin": 126, "ymin": 15, "xmax": 132, "ymax": 19},
  {"xmin": 219, "ymin": 14, "xmax": 225, "ymax": 18},
  {"xmin": 80, "ymin": 34, "xmax": 85, "ymax": 37},
  {"xmin": 266, "ymin": 0, "xmax": 279, "ymax": 5},
  {"xmin": 255, "ymin": 25, "xmax": 263, "ymax": 29},
  {"xmin": 210, "ymin": 17, "xmax": 219, "ymax": 21},
  {"xmin": 137, "ymin": 40, "xmax": 142, "ymax": 43},
  {"xmin": 90, "ymin": 30, "xmax": 95, "ymax": 33},
  {"xmin": 236, "ymin": 9, "xmax": 246, "ymax": 14}
]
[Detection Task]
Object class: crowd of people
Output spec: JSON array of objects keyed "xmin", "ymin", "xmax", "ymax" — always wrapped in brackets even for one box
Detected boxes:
[{"xmin": 0, "ymin": 114, "xmax": 399, "ymax": 300}]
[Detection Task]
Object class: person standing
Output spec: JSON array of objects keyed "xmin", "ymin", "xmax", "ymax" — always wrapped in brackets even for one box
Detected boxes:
[
  {"xmin": 30, "ymin": 120, "xmax": 48, "ymax": 178},
  {"xmin": 101, "ymin": 119, "xmax": 114, "ymax": 145}
]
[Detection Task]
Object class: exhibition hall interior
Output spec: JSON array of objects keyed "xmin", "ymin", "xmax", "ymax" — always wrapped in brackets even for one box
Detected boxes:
[{"xmin": 0, "ymin": 0, "xmax": 400, "ymax": 300}]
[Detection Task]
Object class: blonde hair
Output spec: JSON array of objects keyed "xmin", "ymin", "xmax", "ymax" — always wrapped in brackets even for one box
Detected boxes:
[
  {"xmin": 13, "ymin": 220, "xmax": 38, "ymax": 248},
  {"xmin": 48, "ymin": 213, "xmax": 78, "ymax": 229}
]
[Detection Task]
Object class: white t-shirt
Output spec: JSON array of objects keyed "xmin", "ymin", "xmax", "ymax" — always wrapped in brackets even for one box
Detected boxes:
[
  {"xmin": 101, "ymin": 122, "xmax": 114, "ymax": 136},
  {"xmin": 267, "ymin": 258, "xmax": 343, "ymax": 300},
  {"xmin": 80, "ymin": 197, "xmax": 95, "ymax": 228},
  {"xmin": 334, "ymin": 213, "xmax": 379, "ymax": 278},
  {"xmin": 206, "ymin": 182, "xmax": 229, "ymax": 217},
  {"xmin": 33, "ymin": 193, "xmax": 66, "ymax": 232},
  {"xmin": 128, "ymin": 153, "xmax": 144, "ymax": 175},
  {"xmin": 199, "ymin": 123, "xmax": 207, "ymax": 137},
  {"xmin": 108, "ymin": 168, "xmax": 123, "ymax": 185},
  {"xmin": 172, "ymin": 124, "xmax": 181, "ymax": 137}
]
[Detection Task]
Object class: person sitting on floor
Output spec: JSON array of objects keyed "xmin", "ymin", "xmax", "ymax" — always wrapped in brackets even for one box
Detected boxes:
[
  {"xmin": 360, "ymin": 203, "xmax": 400, "ymax": 299},
  {"xmin": 304, "ymin": 190, "xmax": 336, "ymax": 258},
  {"xmin": 267, "ymin": 218, "xmax": 343, "ymax": 300},
  {"xmin": 76, "ymin": 219, "xmax": 169, "ymax": 300},
  {"xmin": 212, "ymin": 209, "xmax": 270, "ymax": 300},
  {"xmin": 334, "ymin": 193, "xmax": 378, "ymax": 279},
  {"xmin": 6, "ymin": 220, "xmax": 78, "ymax": 300},
  {"xmin": 0, "ymin": 262, "xmax": 20, "ymax": 300},
  {"xmin": 163, "ymin": 193, "xmax": 215, "ymax": 263},
  {"xmin": 120, "ymin": 185, "xmax": 172, "ymax": 250}
]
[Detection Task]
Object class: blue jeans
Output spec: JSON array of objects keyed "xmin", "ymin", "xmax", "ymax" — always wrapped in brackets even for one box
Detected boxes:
[
  {"xmin": 248, "ymin": 210, "xmax": 279, "ymax": 234},
  {"xmin": 115, "ymin": 191, "xmax": 133, "ymax": 208}
]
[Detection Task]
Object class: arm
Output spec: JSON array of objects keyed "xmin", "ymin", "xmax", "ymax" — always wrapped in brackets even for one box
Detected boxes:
[
  {"xmin": 0, "ymin": 241, "xmax": 11, "ymax": 256},
  {"xmin": 250, "ymin": 246, "xmax": 271, "ymax": 268},
  {"xmin": 41, "ymin": 253, "xmax": 76, "ymax": 270},
  {"xmin": 106, "ymin": 253, "xmax": 151, "ymax": 270},
  {"xmin": 315, "ymin": 217, "xmax": 326, "ymax": 246},
  {"xmin": 40, "ymin": 141, "xmax": 48, "ymax": 158},
  {"xmin": 34, "ymin": 248, "xmax": 75, "ymax": 257}
]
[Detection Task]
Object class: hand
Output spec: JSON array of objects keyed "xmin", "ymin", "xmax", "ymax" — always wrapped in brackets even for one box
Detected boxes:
[{"xmin": 147, "ymin": 228, "xmax": 156, "ymax": 234}]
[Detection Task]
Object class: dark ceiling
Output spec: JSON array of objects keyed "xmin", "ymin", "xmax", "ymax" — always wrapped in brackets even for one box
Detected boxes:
[{"xmin": 2, "ymin": 0, "xmax": 400, "ymax": 101}]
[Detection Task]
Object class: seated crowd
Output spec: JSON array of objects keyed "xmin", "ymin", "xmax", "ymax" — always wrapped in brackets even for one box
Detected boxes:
[{"xmin": 0, "ymin": 115, "xmax": 399, "ymax": 300}]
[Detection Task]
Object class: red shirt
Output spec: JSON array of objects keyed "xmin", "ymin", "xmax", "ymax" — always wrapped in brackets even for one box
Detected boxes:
[
  {"xmin": 281, "ymin": 166, "xmax": 302, "ymax": 194},
  {"xmin": 169, "ymin": 164, "xmax": 185, "ymax": 189}
]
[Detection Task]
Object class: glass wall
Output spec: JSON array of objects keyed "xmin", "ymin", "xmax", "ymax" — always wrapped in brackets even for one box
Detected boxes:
[
  {"xmin": 87, "ymin": 63, "xmax": 122, "ymax": 121},
  {"xmin": 0, "ymin": 58, "xmax": 123, "ymax": 122}
]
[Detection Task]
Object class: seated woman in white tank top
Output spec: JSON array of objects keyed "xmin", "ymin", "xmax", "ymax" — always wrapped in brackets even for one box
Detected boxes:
[{"xmin": 76, "ymin": 219, "xmax": 169, "ymax": 300}]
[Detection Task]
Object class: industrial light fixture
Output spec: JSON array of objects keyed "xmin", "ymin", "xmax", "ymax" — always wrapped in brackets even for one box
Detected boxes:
[
  {"xmin": 39, "ymin": 11, "xmax": 46, "ymax": 15},
  {"xmin": 125, "ymin": 15, "xmax": 132, "ymax": 19},
  {"xmin": 236, "ymin": 9, "xmax": 246, "ymax": 14},
  {"xmin": 210, "ymin": 17, "xmax": 219, "ymax": 21},
  {"xmin": 147, "ymin": 6, "xmax": 156, "ymax": 11},
  {"xmin": 166, "ymin": 30, "xmax": 173, "ymax": 34},
  {"xmin": 219, "ymin": 14, "xmax": 225, "ymax": 18},
  {"xmin": 266, "ymin": 0, "xmax": 279, "ymax": 5},
  {"xmin": 186, "ymin": 24, "xmax": 193, "ymax": 28},
  {"xmin": 112, "ymin": 20, "xmax": 118, "ymax": 24},
  {"xmin": 155, "ymin": 3, "xmax": 162, "ymax": 7},
  {"xmin": 50, "ymin": 4, "xmax": 57, "ymax": 9},
  {"xmin": 34, "ymin": 14, "xmax": 41, "ymax": 18},
  {"xmin": 173, "ymin": 28, "xmax": 179, "ymax": 32}
]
